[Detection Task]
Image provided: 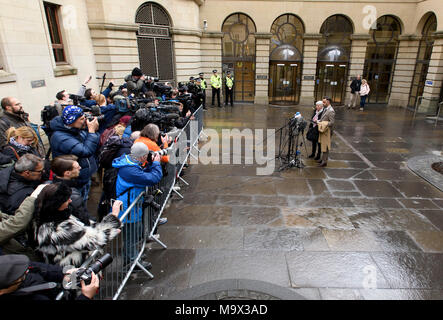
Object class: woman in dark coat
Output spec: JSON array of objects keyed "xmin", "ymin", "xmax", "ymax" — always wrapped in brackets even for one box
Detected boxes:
[{"xmin": 308, "ymin": 101, "xmax": 325, "ymax": 160}]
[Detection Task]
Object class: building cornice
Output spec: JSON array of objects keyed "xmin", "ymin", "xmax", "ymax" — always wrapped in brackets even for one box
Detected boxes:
[
  {"xmin": 398, "ymin": 34, "xmax": 422, "ymax": 41},
  {"xmin": 88, "ymin": 22, "xmax": 138, "ymax": 32},
  {"xmin": 303, "ymin": 33, "xmax": 322, "ymax": 40},
  {"xmin": 350, "ymin": 34, "xmax": 371, "ymax": 41},
  {"xmin": 202, "ymin": 31, "xmax": 224, "ymax": 38},
  {"xmin": 170, "ymin": 28, "xmax": 202, "ymax": 37}
]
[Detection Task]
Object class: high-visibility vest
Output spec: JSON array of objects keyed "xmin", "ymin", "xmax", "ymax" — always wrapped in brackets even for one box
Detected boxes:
[
  {"xmin": 226, "ymin": 76, "xmax": 234, "ymax": 88},
  {"xmin": 200, "ymin": 78, "xmax": 207, "ymax": 90},
  {"xmin": 211, "ymin": 75, "xmax": 222, "ymax": 89}
]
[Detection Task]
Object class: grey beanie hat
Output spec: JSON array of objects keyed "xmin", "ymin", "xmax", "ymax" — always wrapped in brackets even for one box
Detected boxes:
[
  {"xmin": 0, "ymin": 255, "xmax": 29, "ymax": 289},
  {"xmin": 131, "ymin": 142, "xmax": 149, "ymax": 159}
]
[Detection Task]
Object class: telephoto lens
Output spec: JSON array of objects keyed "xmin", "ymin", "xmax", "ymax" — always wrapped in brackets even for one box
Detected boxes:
[{"xmin": 80, "ymin": 254, "xmax": 113, "ymax": 285}]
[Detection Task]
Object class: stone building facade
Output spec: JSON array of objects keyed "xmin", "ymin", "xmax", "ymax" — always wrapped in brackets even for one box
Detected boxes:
[{"xmin": 0, "ymin": 0, "xmax": 442, "ymax": 123}]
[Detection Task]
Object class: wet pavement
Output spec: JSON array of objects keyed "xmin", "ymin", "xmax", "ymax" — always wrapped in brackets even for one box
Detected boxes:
[{"xmin": 120, "ymin": 103, "xmax": 443, "ymax": 300}]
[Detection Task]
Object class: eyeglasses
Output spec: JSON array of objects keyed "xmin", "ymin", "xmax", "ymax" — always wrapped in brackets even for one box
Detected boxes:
[{"xmin": 30, "ymin": 169, "xmax": 44, "ymax": 174}]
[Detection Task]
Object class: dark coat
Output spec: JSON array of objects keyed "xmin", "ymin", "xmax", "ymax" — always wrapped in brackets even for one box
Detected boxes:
[
  {"xmin": 1, "ymin": 143, "xmax": 41, "ymax": 162},
  {"xmin": 350, "ymin": 79, "xmax": 361, "ymax": 93},
  {"xmin": 0, "ymin": 167, "xmax": 40, "ymax": 215},
  {"xmin": 49, "ymin": 116, "xmax": 99, "ymax": 187},
  {"xmin": 0, "ymin": 261, "xmax": 90, "ymax": 300}
]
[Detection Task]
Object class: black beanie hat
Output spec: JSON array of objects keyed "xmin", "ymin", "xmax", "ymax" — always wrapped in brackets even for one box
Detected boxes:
[{"xmin": 132, "ymin": 67, "xmax": 143, "ymax": 77}]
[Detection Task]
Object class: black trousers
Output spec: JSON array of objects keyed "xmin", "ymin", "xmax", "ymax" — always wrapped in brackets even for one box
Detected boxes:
[
  {"xmin": 202, "ymin": 90, "xmax": 206, "ymax": 107},
  {"xmin": 225, "ymin": 86, "xmax": 234, "ymax": 106},
  {"xmin": 311, "ymin": 140, "xmax": 321, "ymax": 157},
  {"xmin": 212, "ymin": 87, "xmax": 221, "ymax": 107}
]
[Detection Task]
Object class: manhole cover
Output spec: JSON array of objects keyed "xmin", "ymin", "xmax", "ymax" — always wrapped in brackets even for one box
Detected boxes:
[{"xmin": 432, "ymin": 162, "xmax": 443, "ymax": 175}]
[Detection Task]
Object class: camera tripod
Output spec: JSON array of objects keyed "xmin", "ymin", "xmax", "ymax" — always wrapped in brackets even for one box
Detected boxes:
[{"xmin": 276, "ymin": 119, "xmax": 308, "ymax": 171}]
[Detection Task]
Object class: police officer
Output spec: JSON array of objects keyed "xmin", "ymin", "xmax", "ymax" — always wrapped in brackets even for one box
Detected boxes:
[
  {"xmin": 211, "ymin": 69, "xmax": 222, "ymax": 108},
  {"xmin": 194, "ymin": 78, "xmax": 206, "ymax": 110},
  {"xmin": 199, "ymin": 72, "xmax": 207, "ymax": 109},
  {"xmin": 225, "ymin": 71, "xmax": 234, "ymax": 107}
]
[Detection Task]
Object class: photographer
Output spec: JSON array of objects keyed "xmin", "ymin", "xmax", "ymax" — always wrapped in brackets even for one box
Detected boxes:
[
  {"xmin": 124, "ymin": 67, "xmax": 148, "ymax": 96},
  {"xmin": 177, "ymin": 86, "xmax": 195, "ymax": 116},
  {"xmin": 0, "ymin": 254, "xmax": 99, "ymax": 300},
  {"xmin": 54, "ymin": 76, "xmax": 94, "ymax": 115},
  {"xmin": 135, "ymin": 124, "xmax": 170, "ymax": 164},
  {"xmin": 33, "ymin": 183, "xmax": 122, "ymax": 268},
  {"xmin": 111, "ymin": 143, "xmax": 163, "ymax": 269},
  {"xmin": 49, "ymin": 106, "xmax": 100, "ymax": 202}
]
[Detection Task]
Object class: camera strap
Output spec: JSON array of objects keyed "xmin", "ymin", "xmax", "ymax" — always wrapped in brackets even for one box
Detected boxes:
[{"xmin": 14, "ymin": 282, "xmax": 58, "ymax": 295}]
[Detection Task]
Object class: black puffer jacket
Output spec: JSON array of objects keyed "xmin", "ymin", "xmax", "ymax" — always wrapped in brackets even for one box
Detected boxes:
[{"xmin": 0, "ymin": 167, "xmax": 40, "ymax": 215}]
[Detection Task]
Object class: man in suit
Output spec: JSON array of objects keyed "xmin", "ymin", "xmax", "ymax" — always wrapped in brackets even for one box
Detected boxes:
[
  {"xmin": 314, "ymin": 97, "xmax": 335, "ymax": 167},
  {"xmin": 349, "ymin": 75, "xmax": 361, "ymax": 109}
]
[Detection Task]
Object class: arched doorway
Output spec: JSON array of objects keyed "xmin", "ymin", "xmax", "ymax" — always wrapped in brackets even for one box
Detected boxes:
[
  {"xmin": 408, "ymin": 14, "xmax": 437, "ymax": 108},
  {"xmin": 135, "ymin": 2, "xmax": 174, "ymax": 82},
  {"xmin": 315, "ymin": 15, "xmax": 353, "ymax": 104},
  {"xmin": 222, "ymin": 13, "xmax": 256, "ymax": 102},
  {"xmin": 269, "ymin": 14, "xmax": 304, "ymax": 105},
  {"xmin": 363, "ymin": 15, "xmax": 402, "ymax": 104}
]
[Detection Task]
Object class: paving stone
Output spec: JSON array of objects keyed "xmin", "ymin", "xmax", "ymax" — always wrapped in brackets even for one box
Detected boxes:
[
  {"xmin": 216, "ymin": 195, "xmax": 254, "ymax": 206},
  {"xmin": 253, "ymin": 195, "xmax": 289, "ymax": 207},
  {"xmin": 323, "ymin": 168, "xmax": 363, "ymax": 179},
  {"xmin": 433, "ymin": 200, "xmax": 443, "ymax": 209},
  {"xmin": 358, "ymin": 289, "xmax": 443, "ymax": 300},
  {"xmin": 281, "ymin": 207, "xmax": 355, "ymax": 230},
  {"xmin": 350, "ymin": 198, "xmax": 404, "ymax": 209},
  {"xmin": 398, "ymin": 199, "xmax": 440, "ymax": 210},
  {"xmin": 371, "ymin": 252, "xmax": 443, "ymax": 289},
  {"xmin": 354, "ymin": 180, "xmax": 404, "ymax": 198},
  {"xmin": 371, "ymin": 161, "xmax": 404, "ymax": 170},
  {"xmin": 329, "ymin": 153, "xmax": 363, "ymax": 161},
  {"xmin": 190, "ymin": 251, "xmax": 290, "ymax": 288},
  {"xmin": 332, "ymin": 191, "xmax": 363, "ymax": 197},
  {"xmin": 322, "ymin": 229, "xmax": 381, "ymax": 251},
  {"xmin": 326, "ymin": 179, "xmax": 356, "ymax": 191},
  {"xmin": 307, "ymin": 179, "xmax": 329, "ymax": 195},
  {"xmin": 346, "ymin": 208, "xmax": 438, "ymax": 231},
  {"xmin": 156, "ymin": 226, "xmax": 244, "ymax": 249},
  {"xmin": 286, "ymin": 251, "xmax": 389, "ymax": 289},
  {"xmin": 372, "ymin": 231, "xmax": 422, "ymax": 252},
  {"xmin": 352, "ymin": 170, "xmax": 377, "ymax": 180},
  {"xmin": 407, "ymin": 231, "xmax": 443, "ymax": 253},
  {"xmin": 418, "ymin": 210, "xmax": 443, "ymax": 231},
  {"xmin": 303, "ymin": 197, "xmax": 355, "ymax": 208},
  {"xmin": 391, "ymin": 181, "xmax": 443, "ymax": 199},
  {"xmin": 166, "ymin": 205, "xmax": 232, "ymax": 226},
  {"xmin": 369, "ymin": 169, "xmax": 421, "ymax": 181},
  {"xmin": 231, "ymin": 206, "xmax": 282, "ymax": 226},
  {"xmin": 274, "ymin": 179, "xmax": 312, "ymax": 196}
]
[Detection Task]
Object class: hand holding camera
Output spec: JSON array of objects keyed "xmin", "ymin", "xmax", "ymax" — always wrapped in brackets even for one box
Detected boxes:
[
  {"xmin": 86, "ymin": 117, "xmax": 99, "ymax": 133},
  {"xmin": 81, "ymin": 271, "xmax": 99, "ymax": 299}
]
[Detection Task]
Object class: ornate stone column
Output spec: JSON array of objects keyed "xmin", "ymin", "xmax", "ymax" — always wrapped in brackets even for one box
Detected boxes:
[
  {"xmin": 299, "ymin": 34, "xmax": 321, "ymax": 105},
  {"xmin": 200, "ymin": 31, "xmax": 223, "ymax": 101},
  {"xmin": 418, "ymin": 31, "xmax": 443, "ymax": 113},
  {"xmin": 389, "ymin": 35, "xmax": 421, "ymax": 108},
  {"xmin": 255, "ymin": 32, "xmax": 272, "ymax": 105}
]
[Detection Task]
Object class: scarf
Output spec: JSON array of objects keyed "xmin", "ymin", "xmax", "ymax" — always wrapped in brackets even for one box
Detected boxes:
[{"xmin": 9, "ymin": 137, "xmax": 32, "ymax": 152}]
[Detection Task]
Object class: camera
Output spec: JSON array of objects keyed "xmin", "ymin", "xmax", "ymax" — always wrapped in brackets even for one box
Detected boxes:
[
  {"xmin": 83, "ymin": 105, "xmax": 106, "ymax": 123},
  {"xmin": 69, "ymin": 94, "xmax": 86, "ymax": 106},
  {"xmin": 147, "ymin": 148, "xmax": 170, "ymax": 163},
  {"xmin": 76, "ymin": 253, "xmax": 113, "ymax": 285},
  {"xmin": 289, "ymin": 113, "xmax": 307, "ymax": 134}
]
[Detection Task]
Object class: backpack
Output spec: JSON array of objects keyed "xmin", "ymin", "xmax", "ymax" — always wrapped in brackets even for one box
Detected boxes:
[
  {"xmin": 97, "ymin": 135, "xmax": 122, "ymax": 169},
  {"xmin": 97, "ymin": 167, "xmax": 133, "ymax": 221}
]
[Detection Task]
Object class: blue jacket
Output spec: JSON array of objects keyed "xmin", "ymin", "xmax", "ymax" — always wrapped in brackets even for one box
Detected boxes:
[
  {"xmin": 49, "ymin": 116, "xmax": 100, "ymax": 186},
  {"xmin": 112, "ymin": 155, "xmax": 162, "ymax": 224},
  {"xmin": 81, "ymin": 100, "xmax": 97, "ymax": 108},
  {"xmin": 122, "ymin": 125, "xmax": 132, "ymax": 138}
]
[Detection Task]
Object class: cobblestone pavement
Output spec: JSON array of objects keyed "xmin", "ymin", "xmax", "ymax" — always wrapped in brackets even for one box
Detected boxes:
[{"xmin": 121, "ymin": 104, "xmax": 443, "ymax": 300}]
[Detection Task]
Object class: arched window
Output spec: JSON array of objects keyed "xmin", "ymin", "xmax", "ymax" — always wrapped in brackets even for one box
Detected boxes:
[
  {"xmin": 409, "ymin": 14, "xmax": 437, "ymax": 108},
  {"xmin": 135, "ymin": 2, "xmax": 174, "ymax": 81},
  {"xmin": 222, "ymin": 13, "xmax": 256, "ymax": 102},
  {"xmin": 269, "ymin": 14, "xmax": 304, "ymax": 105},
  {"xmin": 315, "ymin": 15, "xmax": 353, "ymax": 104},
  {"xmin": 363, "ymin": 15, "xmax": 402, "ymax": 104}
]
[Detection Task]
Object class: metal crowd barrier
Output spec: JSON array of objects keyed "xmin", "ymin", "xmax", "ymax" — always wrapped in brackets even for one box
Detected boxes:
[{"xmin": 56, "ymin": 105, "xmax": 205, "ymax": 300}]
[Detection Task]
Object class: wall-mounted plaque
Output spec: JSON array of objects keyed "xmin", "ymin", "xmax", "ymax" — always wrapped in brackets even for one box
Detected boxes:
[
  {"xmin": 303, "ymin": 76, "xmax": 315, "ymax": 80},
  {"xmin": 31, "ymin": 80, "xmax": 46, "ymax": 89}
]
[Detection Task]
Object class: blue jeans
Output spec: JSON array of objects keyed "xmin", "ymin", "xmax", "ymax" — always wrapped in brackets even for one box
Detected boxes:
[
  {"xmin": 360, "ymin": 95, "xmax": 368, "ymax": 108},
  {"xmin": 123, "ymin": 221, "xmax": 144, "ymax": 265}
]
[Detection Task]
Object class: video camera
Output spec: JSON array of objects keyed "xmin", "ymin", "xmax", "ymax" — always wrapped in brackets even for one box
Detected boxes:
[
  {"xmin": 142, "ymin": 188, "xmax": 164, "ymax": 211},
  {"xmin": 69, "ymin": 94, "xmax": 86, "ymax": 106},
  {"xmin": 131, "ymin": 103, "xmax": 181, "ymax": 132}
]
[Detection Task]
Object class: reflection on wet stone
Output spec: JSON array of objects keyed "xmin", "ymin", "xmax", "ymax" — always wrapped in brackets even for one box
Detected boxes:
[
  {"xmin": 231, "ymin": 206, "xmax": 282, "ymax": 226},
  {"xmin": 407, "ymin": 231, "xmax": 443, "ymax": 253},
  {"xmin": 281, "ymin": 207, "xmax": 355, "ymax": 230}
]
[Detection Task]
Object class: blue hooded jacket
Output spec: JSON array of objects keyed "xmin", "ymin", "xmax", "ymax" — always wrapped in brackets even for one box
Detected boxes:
[
  {"xmin": 49, "ymin": 116, "xmax": 100, "ymax": 186},
  {"xmin": 112, "ymin": 154, "xmax": 162, "ymax": 224}
]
